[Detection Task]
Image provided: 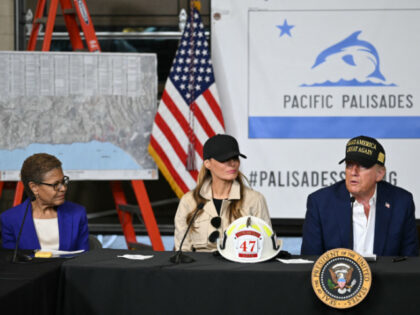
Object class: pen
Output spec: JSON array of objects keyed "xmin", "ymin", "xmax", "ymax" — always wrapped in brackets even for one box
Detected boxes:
[{"xmin": 392, "ymin": 256, "xmax": 407, "ymax": 262}]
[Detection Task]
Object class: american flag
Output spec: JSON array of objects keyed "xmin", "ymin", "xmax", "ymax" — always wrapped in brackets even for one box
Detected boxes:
[{"xmin": 148, "ymin": 8, "xmax": 225, "ymax": 198}]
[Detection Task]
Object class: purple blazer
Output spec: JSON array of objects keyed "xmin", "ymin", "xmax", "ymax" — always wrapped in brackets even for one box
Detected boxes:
[{"xmin": 1, "ymin": 199, "xmax": 89, "ymax": 251}]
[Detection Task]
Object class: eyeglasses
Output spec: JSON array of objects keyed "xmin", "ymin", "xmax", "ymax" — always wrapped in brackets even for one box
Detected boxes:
[
  {"xmin": 37, "ymin": 176, "xmax": 70, "ymax": 191},
  {"xmin": 208, "ymin": 216, "xmax": 222, "ymax": 243}
]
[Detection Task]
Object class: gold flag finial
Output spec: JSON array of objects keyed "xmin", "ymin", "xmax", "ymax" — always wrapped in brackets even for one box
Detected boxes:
[{"xmin": 192, "ymin": 0, "xmax": 201, "ymax": 11}]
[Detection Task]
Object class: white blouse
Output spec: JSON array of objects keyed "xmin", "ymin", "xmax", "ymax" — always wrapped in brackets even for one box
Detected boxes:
[{"xmin": 33, "ymin": 218, "xmax": 60, "ymax": 250}]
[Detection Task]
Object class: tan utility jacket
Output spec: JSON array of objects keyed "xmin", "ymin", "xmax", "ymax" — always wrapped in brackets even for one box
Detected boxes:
[{"xmin": 174, "ymin": 178, "xmax": 272, "ymax": 252}]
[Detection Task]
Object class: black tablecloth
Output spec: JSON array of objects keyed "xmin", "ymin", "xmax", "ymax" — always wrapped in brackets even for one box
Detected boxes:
[
  {"xmin": 57, "ymin": 249, "xmax": 420, "ymax": 315},
  {"xmin": 0, "ymin": 250, "xmax": 64, "ymax": 315}
]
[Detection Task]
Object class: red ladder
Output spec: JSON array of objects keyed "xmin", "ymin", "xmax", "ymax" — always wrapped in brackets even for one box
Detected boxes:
[
  {"xmin": 27, "ymin": 0, "xmax": 100, "ymax": 52},
  {"xmin": 111, "ymin": 181, "xmax": 165, "ymax": 251}
]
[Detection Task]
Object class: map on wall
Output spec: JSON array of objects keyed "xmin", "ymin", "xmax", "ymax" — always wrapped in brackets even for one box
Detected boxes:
[{"xmin": 0, "ymin": 51, "xmax": 158, "ymax": 180}]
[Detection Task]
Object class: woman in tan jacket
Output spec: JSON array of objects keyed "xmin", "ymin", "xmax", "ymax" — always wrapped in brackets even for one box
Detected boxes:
[{"xmin": 174, "ymin": 134, "xmax": 271, "ymax": 252}]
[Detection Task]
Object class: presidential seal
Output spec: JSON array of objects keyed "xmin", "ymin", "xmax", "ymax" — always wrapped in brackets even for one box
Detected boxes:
[{"xmin": 311, "ymin": 248, "xmax": 372, "ymax": 309}]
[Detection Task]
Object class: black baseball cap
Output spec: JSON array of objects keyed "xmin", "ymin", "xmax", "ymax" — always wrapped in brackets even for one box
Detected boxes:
[
  {"xmin": 203, "ymin": 134, "xmax": 247, "ymax": 162},
  {"xmin": 339, "ymin": 135, "xmax": 385, "ymax": 168}
]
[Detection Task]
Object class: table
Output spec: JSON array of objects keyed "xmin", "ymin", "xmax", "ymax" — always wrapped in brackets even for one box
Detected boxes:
[
  {"xmin": 0, "ymin": 250, "xmax": 64, "ymax": 315},
  {"xmin": 57, "ymin": 249, "xmax": 420, "ymax": 315}
]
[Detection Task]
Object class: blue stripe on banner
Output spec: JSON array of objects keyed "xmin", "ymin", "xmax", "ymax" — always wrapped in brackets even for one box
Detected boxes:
[{"xmin": 248, "ymin": 116, "xmax": 420, "ymax": 138}]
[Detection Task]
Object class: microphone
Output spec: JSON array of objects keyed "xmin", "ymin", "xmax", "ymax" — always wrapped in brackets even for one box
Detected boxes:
[
  {"xmin": 349, "ymin": 196, "xmax": 355, "ymax": 250},
  {"xmin": 170, "ymin": 202, "xmax": 204, "ymax": 264},
  {"xmin": 12, "ymin": 196, "xmax": 35, "ymax": 263}
]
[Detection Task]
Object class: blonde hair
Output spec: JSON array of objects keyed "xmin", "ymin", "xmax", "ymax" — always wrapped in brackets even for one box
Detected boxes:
[{"xmin": 186, "ymin": 164, "xmax": 245, "ymax": 225}]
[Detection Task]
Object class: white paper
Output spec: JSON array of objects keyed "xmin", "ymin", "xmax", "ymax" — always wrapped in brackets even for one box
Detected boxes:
[
  {"xmin": 277, "ymin": 258, "xmax": 314, "ymax": 264},
  {"xmin": 36, "ymin": 249, "xmax": 85, "ymax": 257},
  {"xmin": 363, "ymin": 254, "xmax": 377, "ymax": 261},
  {"xmin": 117, "ymin": 254, "xmax": 154, "ymax": 260}
]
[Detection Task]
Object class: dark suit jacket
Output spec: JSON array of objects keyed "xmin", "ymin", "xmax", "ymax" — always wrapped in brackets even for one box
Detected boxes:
[
  {"xmin": 301, "ymin": 180, "xmax": 419, "ymax": 256},
  {"xmin": 1, "ymin": 199, "xmax": 89, "ymax": 251}
]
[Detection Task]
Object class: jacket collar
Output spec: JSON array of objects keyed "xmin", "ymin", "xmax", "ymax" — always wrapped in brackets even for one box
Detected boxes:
[
  {"xmin": 199, "ymin": 178, "xmax": 241, "ymax": 201},
  {"xmin": 374, "ymin": 181, "xmax": 392, "ymax": 255},
  {"xmin": 335, "ymin": 181, "xmax": 353, "ymax": 249},
  {"xmin": 23, "ymin": 199, "xmax": 41, "ymax": 249},
  {"xmin": 57, "ymin": 204, "xmax": 70, "ymax": 250}
]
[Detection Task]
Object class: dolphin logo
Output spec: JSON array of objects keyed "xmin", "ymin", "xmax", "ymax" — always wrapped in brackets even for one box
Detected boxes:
[{"xmin": 311, "ymin": 31, "xmax": 386, "ymax": 81}]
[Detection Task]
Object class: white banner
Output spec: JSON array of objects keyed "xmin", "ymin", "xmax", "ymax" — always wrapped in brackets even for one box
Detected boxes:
[{"xmin": 212, "ymin": 0, "xmax": 420, "ymax": 218}]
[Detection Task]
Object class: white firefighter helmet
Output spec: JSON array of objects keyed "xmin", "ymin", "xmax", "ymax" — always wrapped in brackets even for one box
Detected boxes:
[{"xmin": 217, "ymin": 216, "xmax": 282, "ymax": 263}]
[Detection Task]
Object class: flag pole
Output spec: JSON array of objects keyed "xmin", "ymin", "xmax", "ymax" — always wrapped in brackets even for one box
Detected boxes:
[
  {"xmin": 148, "ymin": 0, "xmax": 225, "ymax": 196},
  {"xmin": 186, "ymin": 0, "xmax": 201, "ymax": 171}
]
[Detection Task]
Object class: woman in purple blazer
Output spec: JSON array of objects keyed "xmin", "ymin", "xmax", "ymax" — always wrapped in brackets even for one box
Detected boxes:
[{"xmin": 1, "ymin": 153, "xmax": 89, "ymax": 251}]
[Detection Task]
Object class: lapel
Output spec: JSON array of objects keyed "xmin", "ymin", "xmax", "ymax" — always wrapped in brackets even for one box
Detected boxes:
[
  {"xmin": 22, "ymin": 199, "xmax": 41, "ymax": 249},
  {"xmin": 199, "ymin": 178, "xmax": 240, "ymax": 218},
  {"xmin": 336, "ymin": 182, "xmax": 353, "ymax": 249},
  {"xmin": 203, "ymin": 199, "xmax": 218, "ymax": 217},
  {"xmin": 374, "ymin": 182, "xmax": 392, "ymax": 255},
  {"xmin": 57, "ymin": 203, "xmax": 71, "ymax": 250},
  {"xmin": 199, "ymin": 179, "xmax": 218, "ymax": 217}
]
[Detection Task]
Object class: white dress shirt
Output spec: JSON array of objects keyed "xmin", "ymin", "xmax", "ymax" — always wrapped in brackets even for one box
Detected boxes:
[{"xmin": 352, "ymin": 189, "xmax": 376, "ymax": 256}]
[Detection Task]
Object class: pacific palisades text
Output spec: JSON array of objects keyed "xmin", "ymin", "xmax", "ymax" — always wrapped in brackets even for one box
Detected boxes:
[
  {"xmin": 247, "ymin": 170, "xmax": 397, "ymax": 188},
  {"xmin": 283, "ymin": 94, "xmax": 413, "ymax": 109}
]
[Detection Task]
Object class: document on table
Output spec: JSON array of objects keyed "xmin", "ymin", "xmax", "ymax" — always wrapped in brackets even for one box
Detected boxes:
[
  {"xmin": 35, "ymin": 249, "xmax": 85, "ymax": 258},
  {"xmin": 117, "ymin": 254, "xmax": 154, "ymax": 260},
  {"xmin": 277, "ymin": 258, "xmax": 314, "ymax": 264}
]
